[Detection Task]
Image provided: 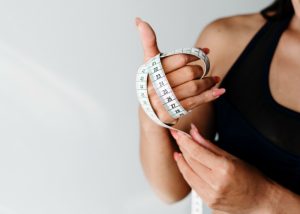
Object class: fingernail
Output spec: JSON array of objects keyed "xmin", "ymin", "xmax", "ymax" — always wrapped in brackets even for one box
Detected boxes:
[
  {"xmin": 135, "ymin": 17, "xmax": 142, "ymax": 27},
  {"xmin": 213, "ymin": 76, "xmax": 220, "ymax": 83},
  {"xmin": 170, "ymin": 129, "xmax": 178, "ymax": 140},
  {"xmin": 212, "ymin": 88, "xmax": 226, "ymax": 97},
  {"xmin": 173, "ymin": 152, "xmax": 180, "ymax": 161},
  {"xmin": 202, "ymin": 48, "xmax": 210, "ymax": 54}
]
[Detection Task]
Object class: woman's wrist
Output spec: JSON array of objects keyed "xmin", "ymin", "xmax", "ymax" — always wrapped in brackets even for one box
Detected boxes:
[
  {"xmin": 260, "ymin": 180, "xmax": 300, "ymax": 214},
  {"xmin": 274, "ymin": 184, "xmax": 300, "ymax": 214},
  {"xmin": 258, "ymin": 180, "xmax": 282, "ymax": 214}
]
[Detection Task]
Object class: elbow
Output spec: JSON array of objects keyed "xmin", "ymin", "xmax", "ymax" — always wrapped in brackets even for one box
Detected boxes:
[
  {"xmin": 159, "ymin": 194, "xmax": 189, "ymax": 204},
  {"xmin": 155, "ymin": 187, "xmax": 191, "ymax": 204}
]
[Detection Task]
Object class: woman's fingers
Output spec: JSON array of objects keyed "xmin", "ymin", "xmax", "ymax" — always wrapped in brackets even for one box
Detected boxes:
[
  {"xmin": 161, "ymin": 54, "xmax": 200, "ymax": 73},
  {"xmin": 136, "ymin": 17, "xmax": 209, "ymax": 71},
  {"xmin": 172, "ymin": 77, "xmax": 218, "ymax": 100},
  {"xmin": 147, "ymin": 77, "xmax": 225, "ymax": 123},
  {"xmin": 166, "ymin": 65, "xmax": 204, "ymax": 87},
  {"xmin": 161, "ymin": 48, "xmax": 210, "ymax": 73},
  {"xmin": 171, "ymin": 130, "xmax": 223, "ymax": 169},
  {"xmin": 178, "ymin": 144, "xmax": 215, "ymax": 186},
  {"xmin": 136, "ymin": 18, "xmax": 219, "ymax": 126},
  {"xmin": 190, "ymin": 124, "xmax": 233, "ymax": 158},
  {"xmin": 136, "ymin": 17, "xmax": 160, "ymax": 62},
  {"xmin": 180, "ymin": 87, "xmax": 226, "ymax": 111},
  {"xmin": 174, "ymin": 152, "xmax": 213, "ymax": 202}
]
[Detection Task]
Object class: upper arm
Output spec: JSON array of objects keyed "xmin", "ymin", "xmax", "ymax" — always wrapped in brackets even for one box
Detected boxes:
[
  {"xmin": 173, "ymin": 18, "xmax": 233, "ymax": 140},
  {"xmin": 195, "ymin": 13, "xmax": 266, "ymax": 82},
  {"xmin": 174, "ymin": 14, "xmax": 264, "ymax": 140}
]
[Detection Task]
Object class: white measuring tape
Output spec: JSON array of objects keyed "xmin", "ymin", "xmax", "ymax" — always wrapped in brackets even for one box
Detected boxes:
[{"xmin": 136, "ymin": 48, "xmax": 210, "ymax": 214}]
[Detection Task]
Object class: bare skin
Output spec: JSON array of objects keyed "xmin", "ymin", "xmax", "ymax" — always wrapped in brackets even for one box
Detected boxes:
[
  {"xmin": 137, "ymin": 12, "xmax": 268, "ymax": 203},
  {"xmin": 172, "ymin": 126, "xmax": 300, "ymax": 214},
  {"xmin": 137, "ymin": 19, "xmax": 222, "ymax": 203},
  {"xmin": 137, "ymin": 0, "xmax": 300, "ymax": 212}
]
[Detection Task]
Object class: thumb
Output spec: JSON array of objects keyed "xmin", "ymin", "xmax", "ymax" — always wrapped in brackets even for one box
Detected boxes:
[{"xmin": 136, "ymin": 17, "xmax": 160, "ymax": 62}]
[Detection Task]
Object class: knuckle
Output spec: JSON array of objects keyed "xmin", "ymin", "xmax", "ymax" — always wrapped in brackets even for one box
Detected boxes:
[
  {"xmin": 221, "ymin": 158, "xmax": 236, "ymax": 177},
  {"xmin": 206, "ymin": 193, "xmax": 221, "ymax": 209},
  {"xmin": 185, "ymin": 66, "xmax": 198, "ymax": 79},
  {"xmin": 178, "ymin": 54, "xmax": 189, "ymax": 66},
  {"xmin": 190, "ymin": 81, "xmax": 200, "ymax": 93},
  {"xmin": 182, "ymin": 98, "xmax": 195, "ymax": 110},
  {"xmin": 202, "ymin": 91, "xmax": 211, "ymax": 102},
  {"xmin": 206, "ymin": 200, "xmax": 215, "ymax": 209},
  {"xmin": 195, "ymin": 65, "xmax": 204, "ymax": 77},
  {"xmin": 214, "ymin": 182, "xmax": 227, "ymax": 195},
  {"xmin": 202, "ymin": 77, "xmax": 215, "ymax": 89},
  {"xmin": 159, "ymin": 114, "xmax": 171, "ymax": 124},
  {"xmin": 207, "ymin": 77, "xmax": 217, "ymax": 87}
]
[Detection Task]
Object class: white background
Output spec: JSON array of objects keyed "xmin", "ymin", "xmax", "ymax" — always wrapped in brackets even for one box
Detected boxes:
[{"xmin": 0, "ymin": 0, "xmax": 271, "ymax": 214}]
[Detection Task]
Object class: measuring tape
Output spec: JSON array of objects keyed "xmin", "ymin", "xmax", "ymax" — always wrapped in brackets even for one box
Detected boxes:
[{"xmin": 136, "ymin": 48, "xmax": 210, "ymax": 214}]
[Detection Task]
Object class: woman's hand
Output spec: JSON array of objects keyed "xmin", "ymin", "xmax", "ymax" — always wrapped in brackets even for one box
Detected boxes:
[
  {"xmin": 170, "ymin": 125, "xmax": 278, "ymax": 214},
  {"xmin": 136, "ymin": 18, "xmax": 225, "ymax": 124}
]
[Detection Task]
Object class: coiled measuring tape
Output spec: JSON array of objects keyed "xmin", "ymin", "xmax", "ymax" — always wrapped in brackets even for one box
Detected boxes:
[{"xmin": 136, "ymin": 48, "xmax": 210, "ymax": 214}]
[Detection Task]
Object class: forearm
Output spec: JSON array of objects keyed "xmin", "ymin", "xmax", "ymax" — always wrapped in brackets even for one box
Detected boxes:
[{"xmin": 139, "ymin": 107, "xmax": 190, "ymax": 203}]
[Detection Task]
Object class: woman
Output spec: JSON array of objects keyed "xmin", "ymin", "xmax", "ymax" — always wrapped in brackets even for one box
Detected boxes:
[{"xmin": 136, "ymin": 0, "xmax": 300, "ymax": 213}]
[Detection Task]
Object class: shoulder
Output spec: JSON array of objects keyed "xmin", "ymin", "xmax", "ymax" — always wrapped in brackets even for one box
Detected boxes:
[
  {"xmin": 202, "ymin": 13, "xmax": 265, "ymax": 32},
  {"xmin": 197, "ymin": 13, "xmax": 266, "ymax": 49},
  {"xmin": 195, "ymin": 13, "xmax": 267, "ymax": 79}
]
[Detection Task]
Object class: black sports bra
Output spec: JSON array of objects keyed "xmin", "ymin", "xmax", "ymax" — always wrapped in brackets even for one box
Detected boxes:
[{"xmin": 213, "ymin": 14, "xmax": 300, "ymax": 194}]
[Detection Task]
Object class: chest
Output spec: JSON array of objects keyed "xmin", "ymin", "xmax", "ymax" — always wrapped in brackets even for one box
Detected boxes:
[
  {"xmin": 216, "ymin": 28, "xmax": 300, "ymax": 114},
  {"xmin": 211, "ymin": 18, "xmax": 300, "ymax": 195},
  {"xmin": 269, "ymin": 32, "xmax": 300, "ymax": 113},
  {"xmin": 212, "ymin": 19, "xmax": 300, "ymax": 154}
]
